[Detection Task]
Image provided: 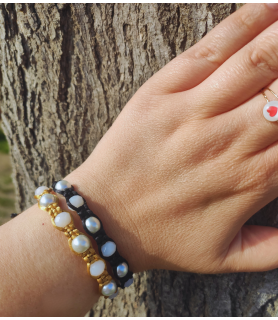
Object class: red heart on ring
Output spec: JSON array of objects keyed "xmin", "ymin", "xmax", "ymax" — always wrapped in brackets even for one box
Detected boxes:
[{"xmin": 267, "ymin": 106, "xmax": 278, "ymax": 117}]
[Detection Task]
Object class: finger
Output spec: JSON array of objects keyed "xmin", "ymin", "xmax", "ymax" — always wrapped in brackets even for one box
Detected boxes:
[
  {"xmin": 222, "ymin": 225, "xmax": 278, "ymax": 272},
  {"xmin": 146, "ymin": 4, "xmax": 278, "ymax": 94},
  {"xmin": 186, "ymin": 19, "xmax": 278, "ymax": 118},
  {"xmin": 225, "ymin": 79, "xmax": 278, "ymax": 153}
]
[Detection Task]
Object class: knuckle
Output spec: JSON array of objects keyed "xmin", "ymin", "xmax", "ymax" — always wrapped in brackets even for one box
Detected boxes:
[
  {"xmin": 194, "ymin": 43, "xmax": 223, "ymax": 68},
  {"xmin": 249, "ymin": 34, "xmax": 278, "ymax": 74},
  {"xmin": 233, "ymin": 6, "xmax": 260, "ymax": 34}
]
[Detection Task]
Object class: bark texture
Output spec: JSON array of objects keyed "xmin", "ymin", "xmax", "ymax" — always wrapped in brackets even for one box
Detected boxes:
[{"xmin": 2, "ymin": 3, "xmax": 278, "ymax": 317}]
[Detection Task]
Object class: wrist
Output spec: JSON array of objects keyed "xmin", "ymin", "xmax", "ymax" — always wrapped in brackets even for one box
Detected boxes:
[{"xmin": 65, "ymin": 162, "xmax": 150, "ymax": 274}]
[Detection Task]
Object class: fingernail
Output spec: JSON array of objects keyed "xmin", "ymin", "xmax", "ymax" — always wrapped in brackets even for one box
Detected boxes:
[{"xmin": 266, "ymin": 3, "xmax": 278, "ymax": 10}]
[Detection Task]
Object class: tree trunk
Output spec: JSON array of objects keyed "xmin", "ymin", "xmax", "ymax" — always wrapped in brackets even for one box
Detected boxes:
[{"xmin": 2, "ymin": 3, "xmax": 278, "ymax": 317}]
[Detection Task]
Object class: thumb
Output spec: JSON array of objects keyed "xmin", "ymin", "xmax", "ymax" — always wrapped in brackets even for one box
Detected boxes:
[{"xmin": 223, "ymin": 225, "xmax": 278, "ymax": 272}]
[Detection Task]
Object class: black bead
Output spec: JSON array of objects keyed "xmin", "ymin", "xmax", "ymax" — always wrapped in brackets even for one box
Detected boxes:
[
  {"xmin": 63, "ymin": 188, "xmax": 75, "ymax": 198},
  {"xmin": 52, "ymin": 180, "xmax": 74, "ymax": 196},
  {"xmin": 78, "ymin": 207, "xmax": 88, "ymax": 220},
  {"xmin": 51, "ymin": 180, "xmax": 134, "ymax": 289}
]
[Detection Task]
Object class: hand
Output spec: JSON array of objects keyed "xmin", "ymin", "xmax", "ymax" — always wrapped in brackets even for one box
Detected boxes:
[{"xmin": 67, "ymin": 3, "xmax": 278, "ymax": 275}]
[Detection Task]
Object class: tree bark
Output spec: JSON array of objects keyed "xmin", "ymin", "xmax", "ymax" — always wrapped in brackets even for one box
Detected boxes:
[{"xmin": 2, "ymin": 3, "xmax": 278, "ymax": 317}]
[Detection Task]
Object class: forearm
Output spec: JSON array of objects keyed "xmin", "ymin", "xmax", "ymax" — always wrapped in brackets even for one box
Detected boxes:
[{"xmin": 0, "ymin": 174, "xmax": 101, "ymax": 316}]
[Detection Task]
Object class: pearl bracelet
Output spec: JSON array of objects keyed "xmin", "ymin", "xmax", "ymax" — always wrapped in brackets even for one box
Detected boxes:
[
  {"xmin": 34, "ymin": 186, "xmax": 118, "ymax": 299},
  {"xmin": 51, "ymin": 180, "xmax": 134, "ymax": 289}
]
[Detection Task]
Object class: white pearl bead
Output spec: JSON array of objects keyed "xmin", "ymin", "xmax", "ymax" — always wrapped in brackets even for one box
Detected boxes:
[
  {"xmin": 263, "ymin": 101, "xmax": 278, "ymax": 122},
  {"xmin": 90, "ymin": 260, "xmax": 105, "ymax": 277},
  {"xmin": 39, "ymin": 193, "xmax": 57, "ymax": 209},
  {"xmin": 55, "ymin": 180, "xmax": 71, "ymax": 191},
  {"xmin": 54, "ymin": 212, "xmax": 71, "ymax": 228},
  {"xmin": 85, "ymin": 217, "xmax": 101, "ymax": 234},
  {"xmin": 69, "ymin": 195, "xmax": 84, "ymax": 208},
  {"xmin": 71, "ymin": 235, "xmax": 91, "ymax": 253},
  {"xmin": 124, "ymin": 277, "xmax": 134, "ymax": 288},
  {"xmin": 117, "ymin": 262, "xmax": 128, "ymax": 278},
  {"xmin": 101, "ymin": 241, "xmax": 116, "ymax": 257},
  {"xmin": 35, "ymin": 186, "xmax": 48, "ymax": 196},
  {"xmin": 101, "ymin": 280, "xmax": 117, "ymax": 296}
]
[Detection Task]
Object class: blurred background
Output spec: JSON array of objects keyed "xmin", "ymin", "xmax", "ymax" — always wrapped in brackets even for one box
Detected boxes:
[{"xmin": 0, "ymin": 123, "xmax": 15, "ymax": 226}]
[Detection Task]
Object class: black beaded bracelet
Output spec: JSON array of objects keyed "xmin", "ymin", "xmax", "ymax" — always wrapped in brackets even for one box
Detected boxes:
[{"xmin": 52, "ymin": 180, "xmax": 134, "ymax": 289}]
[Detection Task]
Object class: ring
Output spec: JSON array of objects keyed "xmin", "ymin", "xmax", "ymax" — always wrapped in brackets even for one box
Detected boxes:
[{"xmin": 262, "ymin": 88, "xmax": 278, "ymax": 122}]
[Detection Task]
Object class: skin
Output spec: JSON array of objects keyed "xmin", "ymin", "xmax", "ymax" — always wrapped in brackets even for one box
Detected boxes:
[{"xmin": 1, "ymin": 3, "xmax": 278, "ymax": 316}]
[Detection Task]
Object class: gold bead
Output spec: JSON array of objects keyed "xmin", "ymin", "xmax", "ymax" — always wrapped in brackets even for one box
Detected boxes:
[{"xmin": 35, "ymin": 188, "xmax": 111, "ymax": 297}]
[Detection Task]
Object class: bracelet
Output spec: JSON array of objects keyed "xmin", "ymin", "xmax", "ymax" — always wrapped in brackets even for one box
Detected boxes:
[
  {"xmin": 34, "ymin": 186, "xmax": 119, "ymax": 299},
  {"xmin": 51, "ymin": 180, "xmax": 134, "ymax": 289}
]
